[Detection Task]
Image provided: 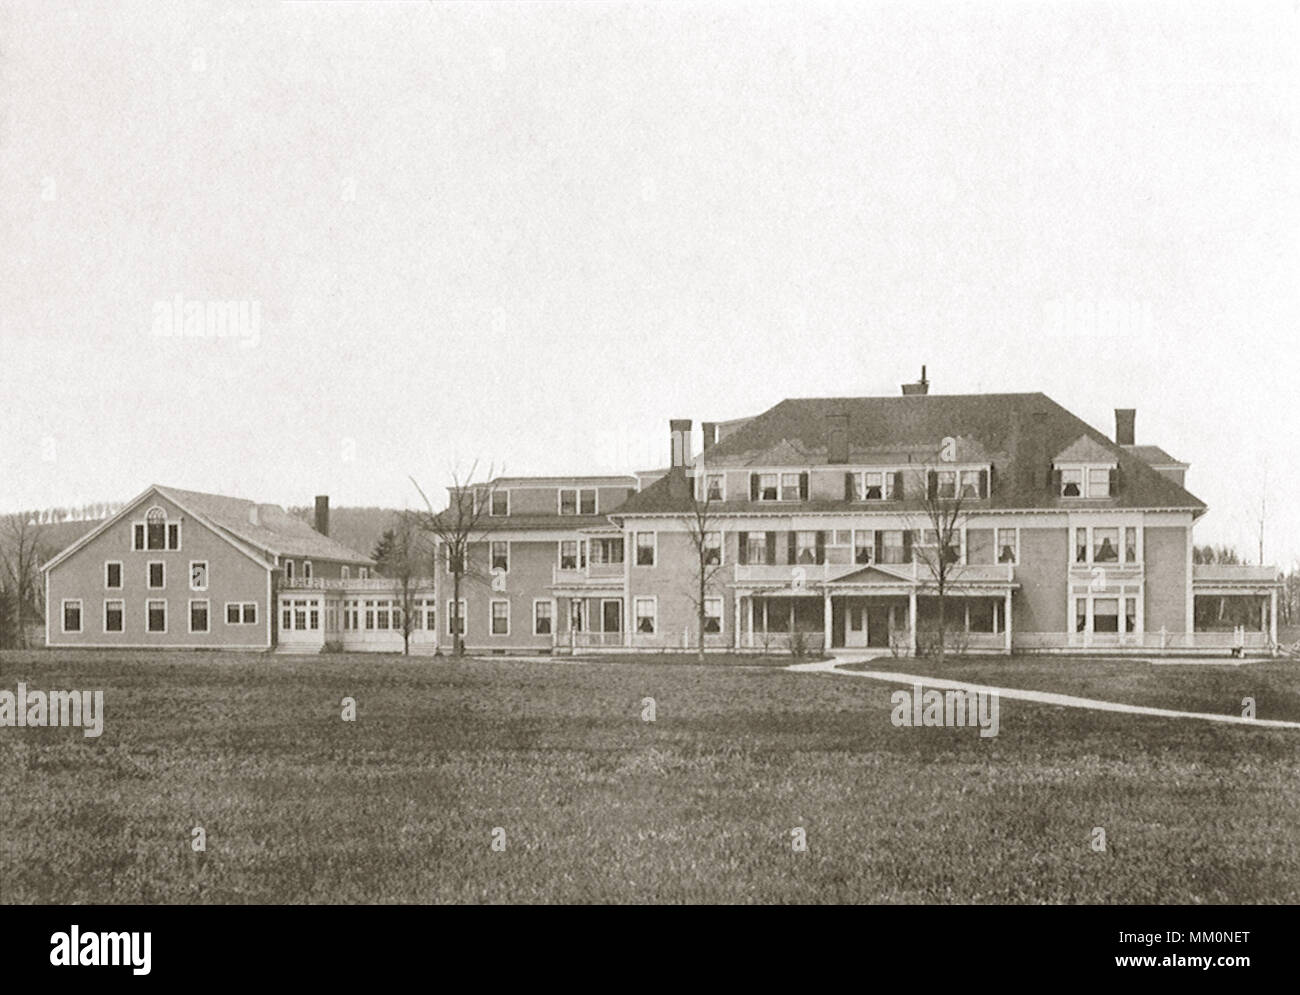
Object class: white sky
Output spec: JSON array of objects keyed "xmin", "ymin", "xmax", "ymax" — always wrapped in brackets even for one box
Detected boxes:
[{"xmin": 1, "ymin": 1, "xmax": 1297, "ymax": 564}]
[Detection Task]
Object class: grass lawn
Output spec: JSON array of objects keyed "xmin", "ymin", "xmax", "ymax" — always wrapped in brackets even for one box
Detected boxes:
[
  {"xmin": 842, "ymin": 655, "xmax": 1300, "ymax": 723},
  {"xmin": 2, "ymin": 649, "xmax": 1298, "ymax": 904}
]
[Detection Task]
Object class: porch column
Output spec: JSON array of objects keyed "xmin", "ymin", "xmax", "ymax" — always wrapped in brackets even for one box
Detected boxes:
[
  {"xmin": 1004, "ymin": 589, "xmax": 1013, "ymax": 654},
  {"xmin": 823, "ymin": 590, "xmax": 832, "ymax": 652},
  {"xmin": 908, "ymin": 588, "xmax": 917, "ymax": 656},
  {"xmin": 1270, "ymin": 590, "xmax": 1278, "ymax": 648},
  {"xmin": 734, "ymin": 593, "xmax": 742, "ymax": 649}
]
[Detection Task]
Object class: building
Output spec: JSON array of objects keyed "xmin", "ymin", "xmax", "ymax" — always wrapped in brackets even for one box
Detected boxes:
[
  {"xmin": 42, "ymin": 485, "xmax": 373, "ymax": 650},
  {"xmin": 39, "ymin": 378, "xmax": 1283, "ymax": 656}
]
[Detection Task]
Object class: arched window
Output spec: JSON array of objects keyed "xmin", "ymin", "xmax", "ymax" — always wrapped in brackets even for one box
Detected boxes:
[
  {"xmin": 146, "ymin": 507, "xmax": 166, "ymax": 550},
  {"xmin": 284, "ymin": 559, "xmax": 294, "ymax": 581},
  {"xmin": 341, "ymin": 566, "xmax": 351, "ymax": 579},
  {"xmin": 303, "ymin": 561, "xmax": 313, "ymax": 581}
]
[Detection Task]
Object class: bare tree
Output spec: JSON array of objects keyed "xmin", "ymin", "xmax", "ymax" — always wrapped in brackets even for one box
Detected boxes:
[
  {"xmin": 679, "ymin": 468, "xmax": 726, "ymax": 661},
  {"xmin": 904, "ymin": 459, "xmax": 973, "ymax": 665},
  {"xmin": 381, "ymin": 510, "xmax": 432, "ymax": 656},
  {"xmin": 0, "ymin": 513, "xmax": 49, "ymax": 649},
  {"xmin": 410, "ymin": 463, "xmax": 499, "ymax": 657}
]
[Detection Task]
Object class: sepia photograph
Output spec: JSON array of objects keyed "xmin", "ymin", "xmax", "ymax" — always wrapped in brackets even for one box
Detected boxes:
[{"xmin": 1, "ymin": 0, "xmax": 1297, "ymax": 971}]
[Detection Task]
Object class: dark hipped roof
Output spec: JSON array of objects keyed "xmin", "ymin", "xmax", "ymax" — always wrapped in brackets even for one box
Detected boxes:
[
  {"xmin": 612, "ymin": 392, "xmax": 1205, "ymax": 516},
  {"xmin": 1124, "ymin": 444, "xmax": 1186, "ymax": 467}
]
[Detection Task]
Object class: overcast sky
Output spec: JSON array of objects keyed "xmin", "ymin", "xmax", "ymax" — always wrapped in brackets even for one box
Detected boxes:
[{"xmin": 1, "ymin": 1, "xmax": 1296, "ymax": 564}]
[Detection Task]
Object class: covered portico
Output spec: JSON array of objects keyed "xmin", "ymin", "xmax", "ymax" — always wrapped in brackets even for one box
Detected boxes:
[{"xmin": 732, "ymin": 563, "xmax": 1019, "ymax": 655}]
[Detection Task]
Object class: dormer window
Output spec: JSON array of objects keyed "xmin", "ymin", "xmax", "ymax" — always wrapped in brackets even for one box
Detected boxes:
[
  {"xmin": 1061, "ymin": 469, "xmax": 1083, "ymax": 497},
  {"xmin": 936, "ymin": 471, "xmax": 956, "ymax": 499},
  {"xmin": 491, "ymin": 490, "xmax": 509, "ymax": 516},
  {"xmin": 133, "ymin": 506, "xmax": 180, "ymax": 551},
  {"xmin": 704, "ymin": 474, "xmax": 724, "ymax": 502},
  {"xmin": 1058, "ymin": 465, "xmax": 1114, "ymax": 498}
]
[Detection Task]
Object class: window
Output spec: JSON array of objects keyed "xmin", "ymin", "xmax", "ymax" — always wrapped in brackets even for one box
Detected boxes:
[
  {"xmin": 703, "ymin": 597, "xmax": 723, "ymax": 635},
  {"xmin": 363, "ymin": 601, "xmax": 375, "ymax": 630},
  {"xmin": 1125, "ymin": 597, "xmax": 1137, "ymax": 634},
  {"xmin": 826, "ymin": 530, "xmax": 853, "ymax": 564},
  {"xmin": 1075, "ymin": 528, "xmax": 1088, "ymax": 564},
  {"xmin": 295, "ymin": 601, "xmax": 307, "ymax": 630},
  {"xmin": 358, "ymin": 568, "xmax": 368, "ymax": 580},
  {"xmin": 634, "ymin": 597, "xmax": 656, "ymax": 634},
  {"xmin": 854, "ymin": 531, "xmax": 872, "ymax": 565},
  {"xmin": 491, "ymin": 541, "xmax": 509, "ymax": 573},
  {"xmin": 936, "ymin": 471, "xmax": 957, "ymax": 499},
  {"xmin": 423, "ymin": 600, "xmax": 436, "ymax": 630},
  {"xmin": 779, "ymin": 473, "xmax": 801, "ymax": 501},
  {"xmin": 704, "ymin": 474, "xmax": 724, "ymax": 501},
  {"xmin": 167, "ymin": 522, "xmax": 180, "ymax": 550},
  {"xmin": 1061, "ymin": 469, "xmax": 1083, "ymax": 498},
  {"xmin": 341, "ymin": 566, "xmax": 350, "ymax": 580},
  {"xmin": 959, "ymin": 470, "xmax": 981, "ymax": 498},
  {"xmin": 377, "ymin": 601, "xmax": 390, "ymax": 630},
  {"xmin": 996, "ymin": 529, "xmax": 1018, "ymax": 565},
  {"xmin": 1075, "ymin": 598, "xmax": 1087, "ymax": 633},
  {"xmin": 879, "ymin": 530, "xmax": 908, "ymax": 564},
  {"xmin": 105, "ymin": 561, "xmax": 122, "ymax": 589},
  {"xmin": 491, "ymin": 600, "xmax": 510, "ymax": 636},
  {"xmin": 590, "ymin": 537, "xmax": 622, "ymax": 564},
  {"xmin": 559, "ymin": 488, "xmax": 596, "ymax": 515},
  {"xmin": 62, "ymin": 599, "xmax": 83, "ymax": 633},
  {"xmin": 703, "ymin": 531, "xmax": 722, "ymax": 566},
  {"xmin": 534, "ymin": 600, "xmax": 553, "ymax": 635},
  {"xmin": 757, "ymin": 473, "xmax": 778, "ymax": 501},
  {"xmin": 243, "ymin": 603, "xmax": 257, "ymax": 625},
  {"xmin": 146, "ymin": 507, "xmax": 166, "ymax": 550},
  {"xmin": 447, "ymin": 599, "xmax": 466, "ymax": 635},
  {"xmin": 491, "ymin": 490, "xmax": 509, "ymax": 516},
  {"xmin": 559, "ymin": 540, "xmax": 586, "ymax": 571},
  {"xmin": 189, "ymin": 600, "xmax": 209, "ymax": 633},
  {"xmin": 189, "ymin": 561, "xmax": 208, "ymax": 591},
  {"xmin": 856, "ymin": 471, "xmax": 885, "ymax": 500},
  {"xmin": 147, "ymin": 599, "xmax": 166, "ymax": 633},
  {"xmin": 1124, "ymin": 527, "xmax": 1137, "ymax": 564},
  {"xmin": 133, "ymin": 523, "xmax": 144, "ymax": 550},
  {"xmin": 1093, "ymin": 598, "xmax": 1119, "ymax": 633},
  {"xmin": 1088, "ymin": 468, "xmax": 1110, "ymax": 496},
  {"xmin": 635, "ymin": 532, "xmax": 656, "ymax": 566},
  {"xmin": 284, "ymin": 559, "xmax": 295, "ymax": 581},
  {"xmin": 795, "ymin": 531, "xmax": 819, "ymax": 565},
  {"xmin": 303, "ymin": 561, "xmax": 313, "ymax": 581},
  {"xmin": 148, "ymin": 561, "xmax": 165, "ymax": 589},
  {"xmin": 1093, "ymin": 528, "xmax": 1119, "ymax": 563},
  {"xmin": 226, "ymin": 603, "xmax": 241, "ymax": 624},
  {"xmin": 104, "ymin": 599, "xmax": 124, "ymax": 633}
]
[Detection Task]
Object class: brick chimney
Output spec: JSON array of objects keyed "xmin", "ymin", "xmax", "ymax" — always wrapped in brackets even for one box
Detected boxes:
[
  {"xmin": 669, "ymin": 419, "xmax": 693, "ymax": 467},
  {"xmin": 701, "ymin": 422, "xmax": 718, "ymax": 452},
  {"xmin": 826, "ymin": 413, "xmax": 849, "ymax": 464},
  {"xmin": 1115, "ymin": 409, "xmax": 1135, "ymax": 446},
  {"xmin": 901, "ymin": 364, "xmax": 930, "ymax": 396},
  {"xmin": 314, "ymin": 495, "xmax": 330, "ymax": 536}
]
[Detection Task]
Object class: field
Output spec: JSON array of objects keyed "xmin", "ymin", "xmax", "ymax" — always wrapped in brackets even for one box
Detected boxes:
[{"xmin": 2, "ymin": 649, "xmax": 1298, "ymax": 904}]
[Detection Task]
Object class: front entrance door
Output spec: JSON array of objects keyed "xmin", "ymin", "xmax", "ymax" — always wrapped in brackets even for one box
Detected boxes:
[
  {"xmin": 845, "ymin": 599, "xmax": 869, "ymax": 648},
  {"xmin": 601, "ymin": 599, "xmax": 622, "ymax": 637},
  {"xmin": 866, "ymin": 605, "xmax": 891, "ymax": 648}
]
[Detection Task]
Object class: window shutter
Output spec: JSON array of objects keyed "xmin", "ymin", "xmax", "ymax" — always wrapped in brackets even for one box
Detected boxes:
[
  {"xmin": 1109, "ymin": 467, "xmax": 1121, "ymax": 497},
  {"xmin": 844, "ymin": 472, "xmax": 855, "ymax": 501},
  {"xmin": 927, "ymin": 471, "xmax": 938, "ymax": 501},
  {"xmin": 1051, "ymin": 468, "xmax": 1062, "ymax": 494},
  {"xmin": 978, "ymin": 469, "xmax": 989, "ymax": 498},
  {"xmin": 738, "ymin": 532, "xmax": 748, "ymax": 565},
  {"xmin": 893, "ymin": 470, "xmax": 905, "ymax": 499},
  {"xmin": 750, "ymin": 474, "xmax": 759, "ymax": 501},
  {"xmin": 987, "ymin": 465, "xmax": 996, "ymax": 498},
  {"xmin": 765, "ymin": 532, "xmax": 777, "ymax": 565},
  {"xmin": 903, "ymin": 530, "xmax": 914, "ymax": 563},
  {"xmin": 787, "ymin": 531, "xmax": 797, "ymax": 565},
  {"xmin": 799, "ymin": 472, "xmax": 809, "ymax": 501},
  {"xmin": 816, "ymin": 531, "xmax": 826, "ymax": 565},
  {"xmin": 873, "ymin": 532, "xmax": 883, "ymax": 562}
]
